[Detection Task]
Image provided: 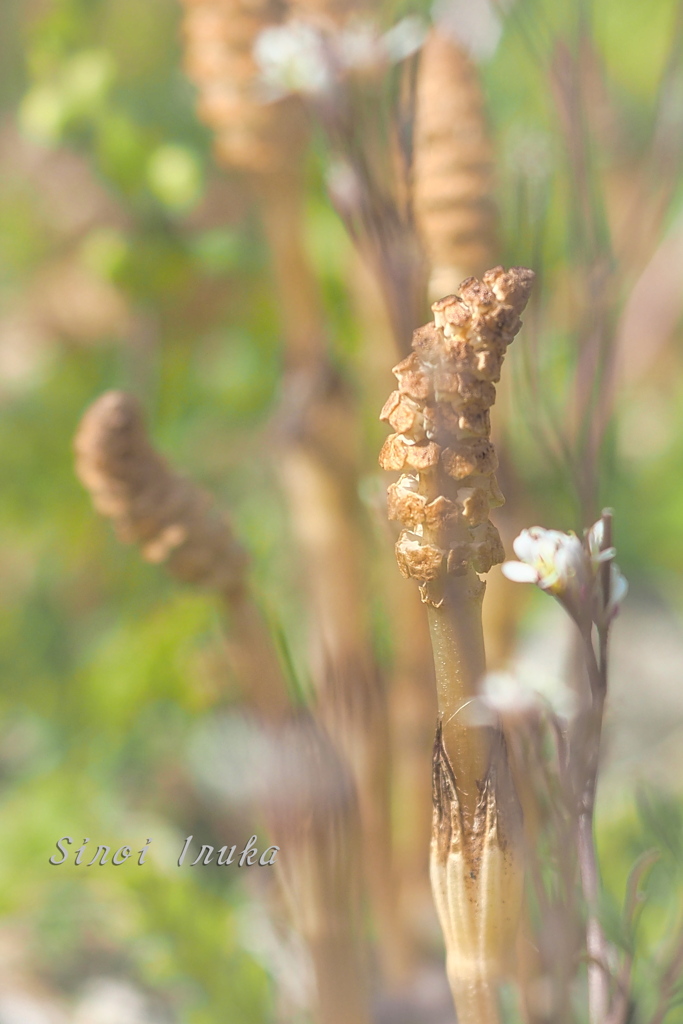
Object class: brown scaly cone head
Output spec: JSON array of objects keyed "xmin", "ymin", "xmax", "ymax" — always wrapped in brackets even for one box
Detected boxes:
[
  {"xmin": 180, "ymin": 0, "xmax": 309, "ymax": 176},
  {"xmin": 413, "ymin": 30, "xmax": 499, "ymax": 301},
  {"xmin": 74, "ymin": 391, "xmax": 249, "ymax": 597},
  {"xmin": 379, "ymin": 266, "xmax": 534, "ymax": 606}
]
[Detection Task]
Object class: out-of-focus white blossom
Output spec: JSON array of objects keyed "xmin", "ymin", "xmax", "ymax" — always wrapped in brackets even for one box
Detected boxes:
[
  {"xmin": 73, "ymin": 979, "xmax": 162, "ymax": 1024},
  {"xmin": 503, "ymin": 516, "xmax": 628, "ymax": 628},
  {"xmin": 432, "ymin": 0, "xmax": 508, "ymax": 59},
  {"xmin": 326, "ymin": 160, "xmax": 363, "ymax": 214},
  {"xmin": 477, "ymin": 665, "xmax": 577, "ymax": 722},
  {"xmin": 255, "ymin": 22, "xmax": 333, "ymax": 99},
  {"xmin": 336, "ymin": 21, "xmax": 383, "ymax": 72},
  {"xmin": 254, "ymin": 16, "xmax": 426, "ymax": 100},
  {"xmin": 382, "ymin": 16, "xmax": 427, "ymax": 63},
  {"xmin": 479, "ymin": 671, "xmax": 539, "ymax": 715}
]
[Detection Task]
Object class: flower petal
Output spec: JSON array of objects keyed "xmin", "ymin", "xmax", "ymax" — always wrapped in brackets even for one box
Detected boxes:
[
  {"xmin": 608, "ymin": 566, "xmax": 628, "ymax": 608},
  {"xmin": 512, "ymin": 528, "xmax": 542, "ymax": 562},
  {"xmin": 587, "ymin": 518, "xmax": 604, "ymax": 558},
  {"xmin": 480, "ymin": 671, "xmax": 538, "ymax": 714},
  {"xmin": 502, "ymin": 560, "xmax": 539, "ymax": 583}
]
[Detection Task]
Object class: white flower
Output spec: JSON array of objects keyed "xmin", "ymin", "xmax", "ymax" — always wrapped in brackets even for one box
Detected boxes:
[
  {"xmin": 585, "ymin": 513, "xmax": 628, "ymax": 622},
  {"xmin": 478, "ymin": 666, "xmax": 576, "ymax": 721},
  {"xmin": 254, "ymin": 22, "xmax": 333, "ymax": 99},
  {"xmin": 337, "ymin": 16, "xmax": 425, "ymax": 70},
  {"xmin": 479, "ymin": 671, "xmax": 539, "ymax": 715},
  {"xmin": 326, "ymin": 160, "xmax": 363, "ymax": 215},
  {"xmin": 610, "ymin": 565, "xmax": 630, "ymax": 610},
  {"xmin": 594, "ymin": 562, "xmax": 629, "ymax": 625},
  {"xmin": 431, "ymin": 0, "xmax": 505, "ymax": 60},
  {"xmin": 337, "ymin": 21, "xmax": 384, "ymax": 71},
  {"xmin": 502, "ymin": 526, "xmax": 587, "ymax": 597},
  {"xmin": 503, "ymin": 517, "xmax": 628, "ymax": 628},
  {"xmin": 382, "ymin": 16, "xmax": 427, "ymax": 63},
  {"xmin": 254, "ymin": 15, "xmax": 427, "ymax": 100}
]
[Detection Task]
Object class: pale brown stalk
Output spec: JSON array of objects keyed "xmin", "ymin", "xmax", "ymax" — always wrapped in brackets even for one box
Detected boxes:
[
  {"xmin": 256, "ymin": 176, "xmax": 325, "ymax": 369},
  {"xmin": 379, "ymin": 267, "xmax": 534, "ymax": 1021},
  {"xmin": 267, "ymin": 251, "xmax": 406, "ymax": 984},
  {"xmin": 255, "ymin": 175, "xmax": 370, "ymax": 680},
  {"xmin": 181, "ymin": 0, "xmax": 404, "ymax": 982},
  {"xmin": 385, "ymin": 568, "xmax": 436, "ymax": 946},
  {"xmin": 266, "ymin": 714, "xmax": 372, "ymax": 1024},
  {"xmin": 255, "ymin": 142, "xmax": 405, "ymax": 991}
]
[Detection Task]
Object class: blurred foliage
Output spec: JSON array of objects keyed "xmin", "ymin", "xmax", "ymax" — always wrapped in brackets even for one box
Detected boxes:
[{"xmin": 1, "ymin": 0, "xmax": 683, "ymax": 1020}]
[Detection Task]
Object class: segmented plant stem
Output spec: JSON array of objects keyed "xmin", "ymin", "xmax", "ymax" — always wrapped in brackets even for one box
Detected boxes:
[{"xmin": 379, "ymin": 268, "xmax": 534, "ymax": 1022}]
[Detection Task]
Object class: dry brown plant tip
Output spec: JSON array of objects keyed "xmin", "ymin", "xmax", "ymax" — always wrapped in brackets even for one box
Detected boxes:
[
  {"xmin": 74, "ymin": 390, "xmax": 248, "ymax": 598},
  {"xmin": 379, "ymin": 266, "xmax": 535, "ymax": 606}
]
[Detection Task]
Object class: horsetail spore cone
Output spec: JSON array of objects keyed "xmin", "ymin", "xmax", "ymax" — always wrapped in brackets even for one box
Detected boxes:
[
  {"xmin": 413, "ymin": 31, "xmax": 499, "ymax": 301},
  {"xmin": 379, "ymin": 266, "xmax": 534, "ymax": 601},
  {"xmin": 379, "ymin": 267, "xmax": 534, "ymax": 1023},
  {"xmin": 74, "ymin": 390, "xmax": 291, "ymax": 719},
  {"xmin": 75, "ymin": 390, "xmax": 248, "ymax": 596}
]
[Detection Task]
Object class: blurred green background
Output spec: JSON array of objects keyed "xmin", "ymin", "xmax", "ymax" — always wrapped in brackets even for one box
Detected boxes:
[{"xmin": 1, "ymin": 0, "xmax": 683, "ymax": 1021}]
